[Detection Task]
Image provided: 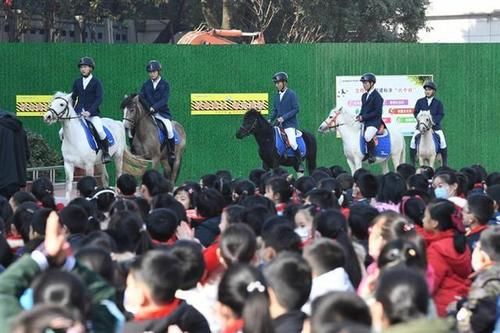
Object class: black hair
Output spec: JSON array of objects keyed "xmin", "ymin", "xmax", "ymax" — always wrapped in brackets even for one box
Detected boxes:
[
  {"xmin": 399, "ymin": 195, "xmax": 426, "ymax": 227},
  {"xmin": 174, "ymin": 184, "xmax": 199, "ymax": 210},
  {"xmin": 375, "ymin": 211, "xmax": 417, "ymax": 244},
  {"xmin": 59, "ymin": 205, "xmax": 88, "ymax": 235},
  {"xmin": 141, "ymin": 170, "xmax": 172, "ymax": 196},
  {"xmin": 11, "ymin": 304, "xmax": 84, "ymax": 333},
  {"xmin": 262, "ymin": 223, "xmax": 301, "ymax": 254},
  {"xmin": 348, "ymin": 203, "xmax": 379, "ymax": 240},
  {"xmin": 109, "ymin": 198, "xmax": 140, "ymax": 217},
  {"xmin": 75, "ymin": 246, "xmax": 115, "ymax": 283},
  {"xmin": 377, "ymin": 239, "xmax": 426, "ymax": 272},
  {"xmin": 263, "ymin": 252, "xmax": 312, "ymax": 311},
  {"xmin": 218, "ymin": 264, "xmax": 273, "ymax": 333},
  {"xmin": 329, "ymin": 165, "xmax": 347, "ymax": 178},
  {"xmin": 9, "ymin": 191, "xmax": 36, "ymax": 209},
  {"xmin": 151, "ymin": 193, "xmax": 187, "ymax": 222},
  {"xmin": 220, "ymin": 223, "xmax": 257, "ymax": 266},
  {"xmin": 134, "ymin": 196, "xmax": 151, "ymax": 221},
  {"xmin": 306, "ymin": 188, "xmax": 338, "ymax": 209},
  {"xmin": 486, "ymin": 172, "xmax": 500, "ymax": 187},
  {"xmin": 478, "ymin": 226, "xmax": 500, "ymax": 261},
  {"xmin": 76, "ymin": 176, "xmax": 97, "ymax": 198},
  {"xmin": 486, "ymin": 184, "xmax": 500, "ymax": 211},
  {"xmin": 116, "ymin": 173, "xmax": 137, "ymax": 196},
  {"xmin": 396, "ymin": 163, "xmax": 416, "ymax": 182},
  {"xmin": 265, "ymin": 176, "xmax": 293, "ymax": 203},
  {"xmin": 312, "ymin": 321, "xmax": 372, "ymax": 333},
  {"xmin": 460, "ymin": 167, "xmax": 479, "ymax": 194},
  {"xmin": 0, "ymin": 195, "xmax": 13, "ymax": 234},
  {"xmin": 376, "ymin": 172, "xmax": 407, "ymax": 204},
  {"xmin": 355, "ymin": 172, "xmax": 378, "ymax": 199},
  {"xmin": 304, "ymin": 238, "xmax": 345, "ymax": 276},
  {"xmin": 353, "ymin": 168, "xmax": 370, "ymax": 182},
  {"xmin": 90, "ymin": 187, "xmax": 116, "ymax": 214},
  {"xmin": 129, "ymin": 250, "xmax": 181, "ymax": 304},
  {"xmin": 196, "ymin": 188, "xmax": 225, "ymax": 218},
  {"xmin": 31, "ymin": 177, "xmax": 56, "ymax": 209},
  {"xmin": 214, "ymin": 176, "xmax": 233, "ymax": 206},
  {"xmin": 12, "ymin": 201, "xmax": 39, "ymax": 243},
  {"xmin": 79, "ymin": 230, "xmax": 117, "ymax": 253},
  {"xmin": 200, "ymin": 173, "xmax": 217, "ymax": 188},
  {"xmin": 407, "ymin": 173, "xmax": 430, "ymax": 193},
  {"xmin": 231, "ymin": 179, "xmax": 256, "ymax": 204},
  {"xmin": 0, "ymin": 233, "xmax": 13, "ymax": 268},
  {"xmin": 417, "ymin": 165, "xmax": 434, "ymax": 181},
  {"xmin": 427, "ymin": 199, "xmax": 467, "ymax": 253},
  {"xmin": 318, "ymin": 178, "xmax": 343, "ymax": 201},
  {"xmin": 168, "ymin": 240, "xmax": 205, "ymax": 290},
  {"xmin": 146, "ymin": 208, "xmax": 179, "ymax": 242},
  {"xmin": 433, "ymin": 170, "xmax": 459, "ymax": 189},
  {"xmin": 311, "ymin": 170, "xmax": 331, "ymax": 184},
  {"xmin": 222, "ymin": 204, "xmax": 245, "ymax": 225},
  {"xmin": 68, "ymin": 197, "xmax": 100, "ymax": 232},
  {"xmin": 107, "ymin": 211, "xmax": 153, "ymax": 254},
  {"xmin": 239, "ymin": 205, "xmax": 274, "ymax": 236},
  {"xmin": 261, "ymin": 215, "xmax": 294, "ymax": 234},
  {"xmin": 248, "ymin": 169, "xmax": 266, "ymax": 192},
  {"xmin": 294, "ymin": 176, "xmax": 316, "ymax": 199},
  {"xmin": 315, "ymin": 166, "xmax": 333, "ymax": 177},
  {"xmin": 467, "ymin": 194, "xmax": 494, "ymax": 225},
  {"xmin": 470, "ymin": 164, "xmax": 487, "ymax": 183},
  {"xmin": 314, "ymin": 209, "xmax": 362, "ymax": 288},
  {"xmin": 240, "ymin": 195, "xmax": 276, "ymax": 214},
  {"xmin": 311, "ymin": 291, "xmax": 372, "ymax": 329},
  {"xmin": 375, "ymin": 267, "xmax": 429, "ymax": 325},
  {"xmin": 335, "ymin": 173, "xmax": 354, "ymax": 191},
  {"xmin": 215, "ymin": 169, "xmax": 232, "ymax": 182},
  {"xmin": 32, "ymin": 270, "xmax": 90, "ymax": 320}
]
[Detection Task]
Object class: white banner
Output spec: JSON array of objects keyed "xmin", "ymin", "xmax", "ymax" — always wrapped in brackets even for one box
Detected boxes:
[{"xmin": 336, "ymin": 75, "xmax": 433, "ymax": 136}]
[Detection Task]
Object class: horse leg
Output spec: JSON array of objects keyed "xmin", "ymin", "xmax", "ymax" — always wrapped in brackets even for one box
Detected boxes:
[
  {"xmin": 429, "ymin": 155, "xmax": 436, "ymax": 169},
  {"xmin": 381, "ymin": 160, "xmax": 389, "ymax": 174},
  {"xmin": 114, "ymin": 152, "xmax": 124, "ymax": 180},
  {"xmin": 64, "ymin": 162, "xmax": 75, "ymax": 202},
  {"xmin": 346, "ymin": 158, "xmax": 357, "ymax": 175},
  {"xmin": 96, "ymin": 164, "xmax": 109, "ymax": 187}
]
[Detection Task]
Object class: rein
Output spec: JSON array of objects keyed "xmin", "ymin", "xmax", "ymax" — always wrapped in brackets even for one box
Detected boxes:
[
  {"xmin": 238, "ymin": 118, "xmax": 258, "ymax": 136},
  {"xmin": 122, "ymin": 102, "xmax": 150, "ymax": 128},
  {"xmin": 324, "ymin": 112, "xmax": 346, "ymax": 129},
  {"xmin": 48, "ymin": 96, "xmax": 81, "ymax": 120}
]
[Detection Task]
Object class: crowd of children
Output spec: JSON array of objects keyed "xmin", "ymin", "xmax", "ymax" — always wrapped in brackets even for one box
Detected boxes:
[{"xmin": 0, "ymin": 162, "xmax": 499, "ymax": 333}]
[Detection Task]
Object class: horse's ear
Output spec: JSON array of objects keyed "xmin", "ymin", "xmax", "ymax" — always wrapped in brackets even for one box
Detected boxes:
[{"xmin": 338, "ymin": 106, "xmax": 343, "ymax": 111}]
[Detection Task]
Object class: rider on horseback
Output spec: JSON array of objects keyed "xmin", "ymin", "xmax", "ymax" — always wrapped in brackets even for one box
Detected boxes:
[
  {"xmin": 268, "ymin": 72, "xmax": 304, "ymax": 172},
  {"xmin": 357, "ymin": 73, "xmax": 384, "ymax": 164},
  {"xmin": 410, "ymin": 81, "xmax": 447, "ymax": 166},
  {"xmin": 140, "ymin": 60, "xmax": 176, "ymax": 165},
  {"xmin": 71, "ymin": 56, "xmax": 111, "ymax": 164}
]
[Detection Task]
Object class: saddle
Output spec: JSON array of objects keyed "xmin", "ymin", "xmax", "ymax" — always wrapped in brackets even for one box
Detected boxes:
[
  {"xmin": 274, "ymin": 127, "xmax": 306, "ymax": 158},
  {"xmin": 80, "ymin": 119, "xmax": 114, "ymax": 153},
  {"xmin": 277, "ymin": 127, "xmax": 303, "ymax": 148},
  {"xmin": 152, "ymin": 117, "xmax": 180, "ymax": 147}
]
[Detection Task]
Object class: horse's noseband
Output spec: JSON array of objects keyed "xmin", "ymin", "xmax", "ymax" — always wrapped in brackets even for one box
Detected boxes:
[
  {"xmin": 47, "ymin": 96, "xmax": 79, "ymax": 120},
  {"xmin": 325, "ymin": 112, "xmax": 343, "ymax": 129},
  {"xmin": 239, "ymin": 119, "xmax": 257, "ymax": 136}
]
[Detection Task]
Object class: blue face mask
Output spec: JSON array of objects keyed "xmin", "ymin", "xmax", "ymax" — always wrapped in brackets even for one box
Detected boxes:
[{"xmin": 434, "ymin": 187, "xmax": 449, "ymax": 199}]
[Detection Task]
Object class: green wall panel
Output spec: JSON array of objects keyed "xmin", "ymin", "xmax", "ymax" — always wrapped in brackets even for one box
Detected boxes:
[{"xmin": 0, "ymin": 43, "xmax": 498, "ymax": 184}]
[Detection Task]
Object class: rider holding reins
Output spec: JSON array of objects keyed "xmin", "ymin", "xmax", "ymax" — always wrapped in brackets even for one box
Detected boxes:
[
  {"xmin": 268, "ymin": 72, "xmax": 304, "ymax": 172},
  {"xmin": 140, "ymin": 60, "xmax": 176, "ymax": 165},
  {"xmin": 356, "ymin": 72, "xmax": 384, "ymax": 164},
  {"xmin": 71, "ymin": 56, "xmax": 111, "ymax": 164},
  {"xmin": 410, "ymin": 80, "xmax": 447, "ymax": 166}
]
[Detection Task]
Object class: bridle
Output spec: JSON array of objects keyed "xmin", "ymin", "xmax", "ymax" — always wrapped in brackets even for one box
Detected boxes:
[
  {"xmin": 238, "ymin": 118, "xmax": 258, "ymax": 137},
  {"xmin": 417, "ymin": 115, "xmax": 432, "ymax": 133},
  {"xmin": 122, "ymin": 99, "xmax": 149, "ymax": 127},
  {"xmin": 323, "ymin": 111, "xmax": 345, "ymax": 129},
  {"xmin": 47, "ymin": 96, "xmax": 80, "ymax": 120}
]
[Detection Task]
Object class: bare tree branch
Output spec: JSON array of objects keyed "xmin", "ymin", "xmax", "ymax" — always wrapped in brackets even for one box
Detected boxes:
[
  {"xmin": 200, "ymin": 0, "xmax": 220, "ymax": 28},
  {"xmin": 246, "ymin": 0, "xmax": 279, "ymax": 31}
]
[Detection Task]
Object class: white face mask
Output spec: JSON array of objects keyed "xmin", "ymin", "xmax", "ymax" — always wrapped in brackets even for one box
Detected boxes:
[
  {"xmin": 295, "ymin": 227, "xmax": 309, "ymax": 241},
  {"xmin": 123, "ymin": 288, "xmax": 140, "ymax": 315}
]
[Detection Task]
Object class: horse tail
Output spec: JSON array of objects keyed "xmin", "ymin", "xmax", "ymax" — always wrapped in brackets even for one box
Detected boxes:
[
  {"xmin": 303, "ymin": 131, "xmax": 317, "ymax": 174},
  {"xmin": 123, "ymin": 149, "xmax": 150, "ymax": 176}
]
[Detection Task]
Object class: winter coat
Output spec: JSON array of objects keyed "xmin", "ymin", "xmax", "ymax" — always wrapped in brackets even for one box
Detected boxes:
[
  {"xmin": 269, "ymin": 88, "xmax": 300, "ymax": 129},
  {"xmin": 426, "ymin": 229, "xmax": 472, "ymax": 316}
]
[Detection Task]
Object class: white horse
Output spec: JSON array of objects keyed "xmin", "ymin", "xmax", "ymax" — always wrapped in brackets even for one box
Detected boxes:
[
  {"xmin": 43, "ymin": 92, "xmax": 125, "ymax": 201},
  {"xmin": 415, "ymin": 110, "xmax": 440, "ymax": 167},
  {"xmin": 318, "ymin": 106, "xmax": 405, "ymax": 175}
]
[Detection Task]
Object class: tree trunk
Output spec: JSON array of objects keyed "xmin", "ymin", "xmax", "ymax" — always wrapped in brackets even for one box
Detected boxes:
[
  {"xmin": 221, "ymin": 0, "xmax": 232, "ymax": 29},
  {"xmin": 200, "ymin": 0, "xmax": 220, "ymax": 28}
]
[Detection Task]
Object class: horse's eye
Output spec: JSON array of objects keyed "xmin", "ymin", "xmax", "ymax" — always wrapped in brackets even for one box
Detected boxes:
[
  {"xmin": 60, "ymin": 103, "xmax": 64, "ymax": 107},
  {"xmin": 328, "ymin": 116, "xmax": 332, "ymax": 118}
]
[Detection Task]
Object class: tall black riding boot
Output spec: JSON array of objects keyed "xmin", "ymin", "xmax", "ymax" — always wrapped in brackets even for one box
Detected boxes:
[
  {"xmin": 167, "ymin": 137, "xmax": 176, "ymax": 165},
  {"xmin": 100, "ymin": 138, "xmax": 112, "ymax": 164},
  {"xmin": 440, "ymin": 147, "xmax": 448, "ymax": 167},
  {"xmin": 367, "ymin": 140, "xmax": 376, "ymax": 164},
  {"xmin": 410, "ymin": 147, "xmax": 417, "ymax": 166},
  {"xmin": 294, "ymin": 148, "xmax": 304, "ymax": 173}
]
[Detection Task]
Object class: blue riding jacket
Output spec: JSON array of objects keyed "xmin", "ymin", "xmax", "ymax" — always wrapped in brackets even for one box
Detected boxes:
[
  {"xmin": 140, "ymin": 77, "xmax": 171, "ymax": 119},
  {"xmin": 359, "ymin": 89, "xmax": 383, "ymax": 129},
  {"xmin": 269, "ymin": 88, "xmax": 299, "ymax": 128},
  {"xmin": 414, "ymin": 97, "xmax": 444, "ymax": 130},
  {"xmin": 71, "ymin": 76, "xmax": 103, "ymax": 117}
]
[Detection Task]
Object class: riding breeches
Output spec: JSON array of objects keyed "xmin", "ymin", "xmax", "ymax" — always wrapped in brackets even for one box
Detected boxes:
[
  {"xmin": 410, "ymin": 129, "xmax": 447, "ymax": 149},
  {"xmin": 155, "ymin": 115, "xmax": 174, "ymax": 139},
  {"xmin": 87, "ymin": 116, "xmax": 106, "ymax": 140},
  {"xmin": 284, "ymin": 127, "xmax": 298, "ymax": 150},
  {"xmin": 364, "ymin": 126, "xmax": 378, "ymax": 142}
]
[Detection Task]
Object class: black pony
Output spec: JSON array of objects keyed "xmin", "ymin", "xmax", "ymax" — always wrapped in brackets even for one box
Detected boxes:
[{"xmin": 236, "ymin": 109, "xmax": 317, "ymax": 174}]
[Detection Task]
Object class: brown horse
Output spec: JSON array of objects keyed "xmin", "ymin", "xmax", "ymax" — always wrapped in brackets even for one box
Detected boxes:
[{"xmin": 121, "ymin": 94, "xmax": 186, "ymax": 182}]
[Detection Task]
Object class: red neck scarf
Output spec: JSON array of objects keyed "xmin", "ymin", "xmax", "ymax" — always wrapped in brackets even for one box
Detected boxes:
[{"xmin": 134, "ymin": 298, "xmax": 181, "ymax": 321}]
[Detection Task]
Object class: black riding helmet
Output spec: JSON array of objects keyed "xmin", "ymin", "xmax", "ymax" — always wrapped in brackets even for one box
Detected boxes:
[
  {"xmin": 146, "ymin": 60, "xmax": 162, "ymax": 72},
  {"xmin": 78, "ymin": 56, "xmax": 95, "ymax": 69},
  {"xmin": 272, "ymin": 72, "xmax": 288, "ymax": 83},
  {"xmin": 423, "ymin": 81, "xmax": 437, "ymax": 91},
  {"xmin": 360, "ymin": 73, "xmax": 376, "ymax": 83}
]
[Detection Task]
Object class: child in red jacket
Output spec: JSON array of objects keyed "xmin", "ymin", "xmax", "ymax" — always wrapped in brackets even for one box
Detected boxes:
[{"xmin": 423, "ymin": 199, "xmax": 472, "ymax": 316}]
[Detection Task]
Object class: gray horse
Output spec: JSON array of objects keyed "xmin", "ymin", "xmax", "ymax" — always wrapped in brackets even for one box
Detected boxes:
[{"xmin": 121, "ymin": 94, "xmax": 186, "ymax": 182}]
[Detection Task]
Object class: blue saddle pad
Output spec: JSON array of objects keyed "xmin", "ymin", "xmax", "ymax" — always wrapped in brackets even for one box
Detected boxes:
[
  {"xmin": 80, "ymin": 119, "xmax": 115, "ymax": 152},
  {"xmin": 274, "ymin": 127, "xmax": 306, "ymax": 158},
  {"xmin": 360, "ymin": 130, "xmax": 391, "ymax": 158},
  {"xmin": 153, "ymin": 118, "xmax": 180, "ymax": 145},
  {"xmin": 415, "ymin": 132, "xmax": 440, "ymax": 153}
]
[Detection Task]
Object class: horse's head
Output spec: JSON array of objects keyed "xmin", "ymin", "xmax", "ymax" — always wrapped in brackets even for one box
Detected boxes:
[
  {"xmin": 121, "ymin": 93, "xmax": 149, "ymax": 129},
  {"xmin": 236, "ymin": 109, "xmax": 265, "ymax": 139},
  {"xmin": 417, "ymin": 110, "xmax": 434, "ymax": 133},
  {"xmin": 318, "ymin": 106, "xmax": 345, "ymax": 133},
  {"xmin": 43, "ymin": 92, "xmax": 73, "ymax": 124}
]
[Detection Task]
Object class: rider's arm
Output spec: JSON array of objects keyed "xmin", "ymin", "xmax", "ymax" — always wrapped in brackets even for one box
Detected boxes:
[
  {"xmin": 360, "ymin": 93, "xmax": 383, "ymax": 122},
  {"xmin": 433, "ymin": 100, "xmax": 444, "ymax": 125},
  {"xmin": 88, "ymin": 80, "xmax": 103, "ymax": 116},
  {"xmin": 281, "ymin": 91, "xmax": 299, "ymax": 121},
  {"xmin": 151, "ymin": 80, "xmax": 170, "ymax": 112}
]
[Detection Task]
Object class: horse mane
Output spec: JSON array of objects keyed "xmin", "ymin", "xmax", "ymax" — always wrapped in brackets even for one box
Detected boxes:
[
  {"xmin": 120, "ymin": 93, "xmax": 137, "ymax": 109},
  {"xmin": 245, "ymin": 108, "xmax": 265, "ymax": 120}
]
